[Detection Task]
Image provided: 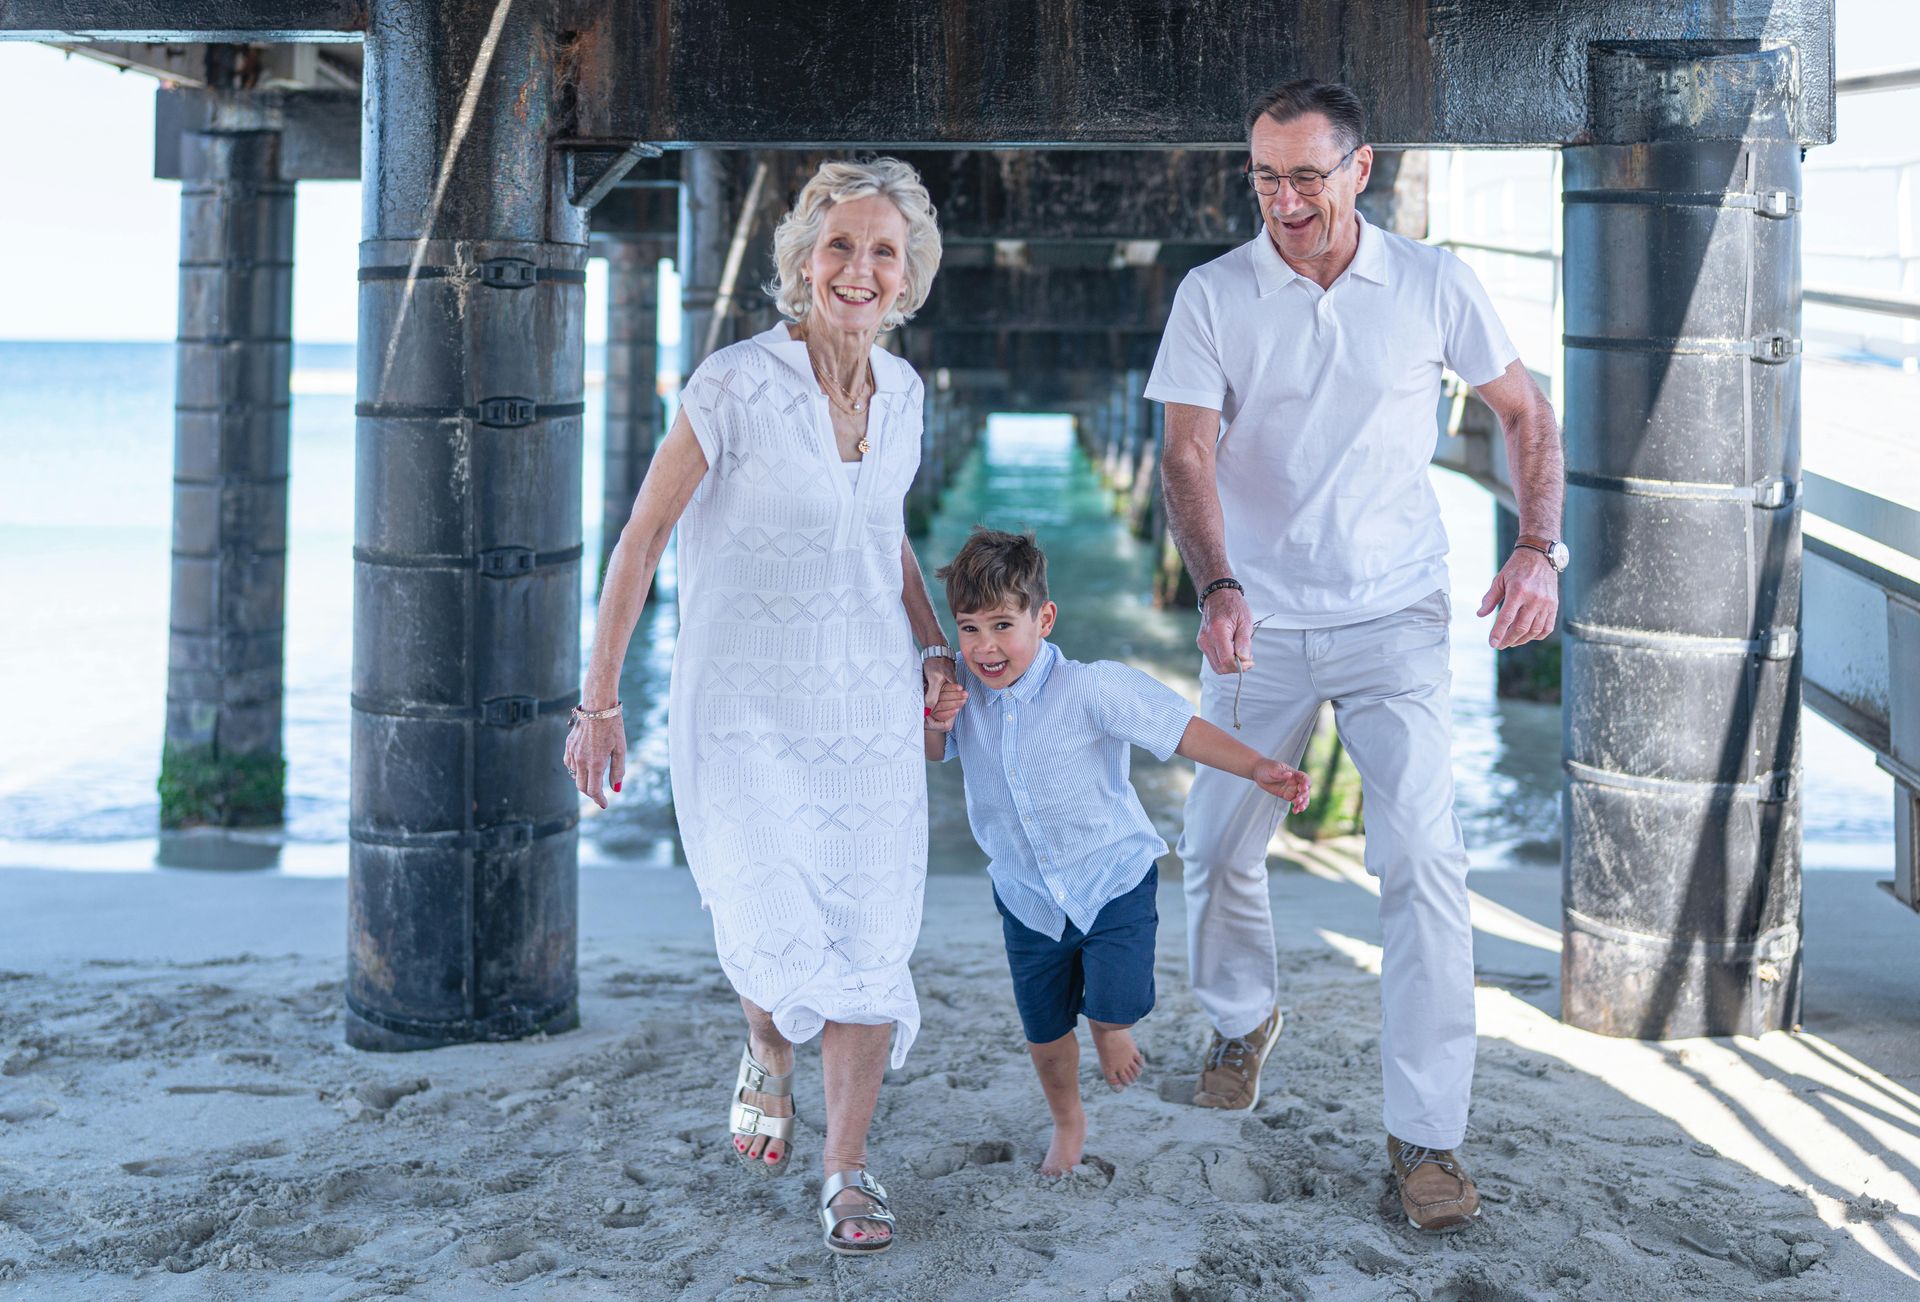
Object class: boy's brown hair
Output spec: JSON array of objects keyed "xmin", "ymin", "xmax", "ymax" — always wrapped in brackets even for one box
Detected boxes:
[{"xmin": 935, "ymin": 526, "xmax": 1050, "ymax": 615}]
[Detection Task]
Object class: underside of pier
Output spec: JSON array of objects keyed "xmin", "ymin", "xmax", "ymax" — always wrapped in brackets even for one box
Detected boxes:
[{"xmin": 0, "ymin": 0, "xmax": 1851, "ymax": 1047}]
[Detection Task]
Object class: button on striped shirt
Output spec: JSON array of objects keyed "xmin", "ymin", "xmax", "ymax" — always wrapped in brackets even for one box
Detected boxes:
[{"xmin": 941, "ymin": 640, "xmax": 1195, "ymax": 940}]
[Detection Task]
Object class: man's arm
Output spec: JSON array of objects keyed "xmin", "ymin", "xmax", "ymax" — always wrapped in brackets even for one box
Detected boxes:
[
  {"xmin": 1161, "ymin": 401, "xmax": 1257, "ymax": 674},
  {"xmin": 1472, "ymin": 360, "xmax": 1564, "ymax": 649}
]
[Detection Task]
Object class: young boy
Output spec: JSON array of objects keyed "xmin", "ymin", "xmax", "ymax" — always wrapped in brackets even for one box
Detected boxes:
[{"xmin": 924, "ymin": 527, "xmax": 1310, "ymax": 1176}]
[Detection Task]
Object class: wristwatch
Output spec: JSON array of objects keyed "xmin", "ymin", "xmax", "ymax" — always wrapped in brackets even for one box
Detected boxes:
[
  {"xmin": 1515, "ymin": 535, "xmax": 1570, "ymax": 573},
  {"xmin": 920, "ymin": 644, "xmax": 954, "ymax": 662}
]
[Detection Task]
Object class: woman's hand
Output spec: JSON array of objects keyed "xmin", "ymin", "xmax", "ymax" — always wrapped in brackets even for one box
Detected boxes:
[{"xmin": 565, "ymin": 714, "xmax": 627, "ymax": 810}]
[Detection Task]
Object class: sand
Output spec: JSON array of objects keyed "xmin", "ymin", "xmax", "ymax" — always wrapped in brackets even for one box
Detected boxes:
[{"xmin": 2, "ymin": 849, "xmax": 1918, "ymax": 1301}]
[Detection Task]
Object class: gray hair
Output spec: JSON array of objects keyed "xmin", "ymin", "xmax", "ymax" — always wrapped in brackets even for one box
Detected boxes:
[
  {"xmin": 1245, "ymin": 78, "xmax": 1368, "ymax": 152},
  {"xmin": 766, "ymin": 158, "xmax": 943, "ymax": 331}
]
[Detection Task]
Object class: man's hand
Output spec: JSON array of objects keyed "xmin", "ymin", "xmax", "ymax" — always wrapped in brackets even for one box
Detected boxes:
[
  {"xmin": 926, "ymin": 680, "xmax": 967, "ymax": 732},
  {"xmin": 1478, "ymin": 547, "xmax": 1559, "ymax": 649},
  {"xmin": 1252, "ymin": 758, "xmax": 1311, "ymax": 813},
  {"xmin": 1198, "ymin": 586, "xmax": 1257, "ymax": 674}
]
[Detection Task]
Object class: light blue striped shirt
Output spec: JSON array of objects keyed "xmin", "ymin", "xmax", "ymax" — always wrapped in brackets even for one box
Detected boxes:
[{"xmin": 941, "ymin": 640, "xmax": 1195, "ymax": 939}]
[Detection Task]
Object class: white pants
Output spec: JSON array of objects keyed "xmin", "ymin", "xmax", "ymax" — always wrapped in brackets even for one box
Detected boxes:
[{"xmin": 1176, "ymin": 590, "xmax": 1475, "ymax": 1149}]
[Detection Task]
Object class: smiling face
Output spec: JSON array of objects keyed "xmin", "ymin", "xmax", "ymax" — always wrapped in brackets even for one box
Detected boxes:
[
  {"xmin": 953, "ymin": 600, "xmax": 1057, "ymax": 689},
  {"xmin": 804, "ymin": 193, "xmax": 910, "ymax": 335},
  {"xmin": 1249, "ymin": 110, "xmax": 1372, "ymax": 276}
]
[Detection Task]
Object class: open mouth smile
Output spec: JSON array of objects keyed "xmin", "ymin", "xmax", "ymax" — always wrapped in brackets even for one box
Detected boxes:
[
  {"xmin": 975, "ymin": 657, "xmax": 1009, "ymax": 678},
  {"xmin": 831, "ymin": 285, "xmax": 877, "ymax": 304}
]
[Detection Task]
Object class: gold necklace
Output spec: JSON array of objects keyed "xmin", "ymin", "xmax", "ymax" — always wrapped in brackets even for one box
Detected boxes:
[{"xmin": 803, "ymin": 342, "xmax": 875, "ymax": 455}]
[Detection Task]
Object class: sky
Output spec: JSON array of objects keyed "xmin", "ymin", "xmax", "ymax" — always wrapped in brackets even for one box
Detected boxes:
[{"xmin": 0, "ymin": 6, "xmax": 1913, "ymax": 344}]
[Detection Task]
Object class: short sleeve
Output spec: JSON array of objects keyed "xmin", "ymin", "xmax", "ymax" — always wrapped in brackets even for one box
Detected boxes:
[
  {"xmin": 1143, "ymin": 274, "xmax": 1227, "ymax": 411},
  {"xmin": 677, "ymin": 353, "xmax": 728, "ymax": 470},
  {"xmin": 1086, "ymin": 662, "xmax": 1196, "ymax": 762},
  {"xmin": 1437, "ymin": 254, "xmax": 1519, "ymax": 388}
]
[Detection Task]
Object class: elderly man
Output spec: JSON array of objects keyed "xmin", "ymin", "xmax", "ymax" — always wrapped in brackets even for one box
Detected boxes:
[{"xmin": 1144, "ymin": 79, "xmax": 1564, "ymax": 1231}]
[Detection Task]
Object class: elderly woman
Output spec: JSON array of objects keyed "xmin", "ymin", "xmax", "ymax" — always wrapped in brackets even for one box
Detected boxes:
[{"xmin": 565, "ymin": 158, "xmax": 951, "ymax": 1257}]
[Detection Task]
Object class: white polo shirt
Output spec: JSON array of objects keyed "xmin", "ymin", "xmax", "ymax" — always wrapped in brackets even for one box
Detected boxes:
[{"xmin": 1144, "ymin": 214, "xmax": 1517, "ymax": 629}]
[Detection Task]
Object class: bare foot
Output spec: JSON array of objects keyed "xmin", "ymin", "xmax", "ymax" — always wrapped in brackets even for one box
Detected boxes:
[
  {"xmin": 1089, "ymin": 1021, "xmax": 1144, "ymax": 1090},
  {"xmin": 734, "ymin": 1037, "xmax": 793, "ymax": 1168},
  {"xmin": 1038, "ymin": 1109, "xmax": 1087, "ymax": 1177}
]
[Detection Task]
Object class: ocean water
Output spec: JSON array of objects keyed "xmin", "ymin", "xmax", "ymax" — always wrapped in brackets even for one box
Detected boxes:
[{"xmin": 0, "ymin": 341, "xmax": 1896, "ymax": 874}]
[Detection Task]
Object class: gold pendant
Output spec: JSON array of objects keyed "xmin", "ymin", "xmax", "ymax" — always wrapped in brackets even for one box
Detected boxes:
[{"xmin": 856, "ymin": 436, "xmax": 871, "ymax": 455}]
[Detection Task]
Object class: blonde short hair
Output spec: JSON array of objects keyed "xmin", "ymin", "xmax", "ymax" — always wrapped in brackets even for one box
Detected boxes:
[{"xmin": 766, "ymin": 158, "xmax": 943, "ymax": 331}]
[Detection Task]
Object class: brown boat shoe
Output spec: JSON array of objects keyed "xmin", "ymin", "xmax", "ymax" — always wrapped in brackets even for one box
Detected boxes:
[
  {"xmin": 1193, "ymin": 1006, "xmax": 1284, "ymax": 1110},
  {"xmin": 1387, "ymin": 1134, "xmax": 1481, "ymax": 1232}
]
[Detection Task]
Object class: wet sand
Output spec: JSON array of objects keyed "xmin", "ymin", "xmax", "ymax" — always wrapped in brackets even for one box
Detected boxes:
[{"xmin": 3, "ymin": 850, "xmax": 1917, "ymax": 1300}]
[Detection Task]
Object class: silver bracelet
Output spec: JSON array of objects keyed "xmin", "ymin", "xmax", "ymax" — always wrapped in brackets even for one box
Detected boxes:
[{"xmin": 919, "ymin": 644, "xmax": 954, "ymax": 662}]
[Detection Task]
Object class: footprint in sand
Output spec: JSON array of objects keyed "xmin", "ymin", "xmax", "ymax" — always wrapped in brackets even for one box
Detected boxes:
[
  {"xmin": 1198, "ymin": 1148, "xmax": 1270, "ymax": 1203},
  {"xmin": 351, "ymin": 1078, "xmax": 431, "ymax": 1111},
  {"xmin": 915, "ymin": 1139, "xmax": 1016, "ymax": 1178},
  {"xmin": 0, "ymin": 1097, "xmax": 57, "ymax": 1123},
  {"xmin": 601, "ymin": 1197, "xmax": 649, "ymax": 1228},
  {"xmin": 460, "ymin": 1231, "xmax": 556, "ymax": 1282},
  {"xmin": 1155, "ymin": 1074, "xmax": 1201, "ymax": 1104},
  {"xmin": 163, "ymin": 1083, "xmax": 309, "ymax": 1097},
  {"xmin": 1064, "ymin": 1155, "xmax": 1116, "ymax": 1186},
  {"xmin": 121, "ymin": 1139, "xmax": 288, "ymax": 1177}
]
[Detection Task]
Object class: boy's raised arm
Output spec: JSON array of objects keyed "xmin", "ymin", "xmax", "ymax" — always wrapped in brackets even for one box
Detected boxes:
[{"xmin": 1175, "ymin": 716, "xmax": 1312, "ymax": 812}]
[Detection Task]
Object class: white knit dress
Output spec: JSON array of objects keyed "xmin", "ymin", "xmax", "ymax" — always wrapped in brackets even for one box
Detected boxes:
[{"xmin": 670, "ymin": 323, "xmax": 929, "ymax": 1067}]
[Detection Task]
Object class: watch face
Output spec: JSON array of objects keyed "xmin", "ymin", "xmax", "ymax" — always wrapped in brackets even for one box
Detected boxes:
[{"xmin": 1549, "ymin": 541, "xmax": 1570, "ymax": 572}]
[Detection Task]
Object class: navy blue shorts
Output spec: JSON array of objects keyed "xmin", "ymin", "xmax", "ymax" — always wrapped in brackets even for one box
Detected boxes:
[{"xmin": 994, "ymin": 864, "xmax": 1159, "ymax": 1045}]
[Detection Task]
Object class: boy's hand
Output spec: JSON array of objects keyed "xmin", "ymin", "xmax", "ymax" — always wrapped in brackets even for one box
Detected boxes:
[
  {"xmin": 1252, "ymin": 758, "xmax": 1311, "ymax": 814},
  {"xmin": 925, "ymin": 680, "xmax": 968, "ymax": 732}
]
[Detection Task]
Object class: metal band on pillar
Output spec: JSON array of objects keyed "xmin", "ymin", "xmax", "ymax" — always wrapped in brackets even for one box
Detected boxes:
[
  {"xmin": 347, "ymin": 0, "xmax": 585, "ymax": 1050},
  {"xmin": 1560, "ymin": 42, "xmax": 1804, "ymax": 1039},
  {"xmin": 162, "ymin": 125, "xmax": 295, "ymax": 830}
]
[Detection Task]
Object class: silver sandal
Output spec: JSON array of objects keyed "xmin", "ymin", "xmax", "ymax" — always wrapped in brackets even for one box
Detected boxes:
[
  {"xmin": 729, "ymin": 1044, "xmax": 796, "ymax": 1175},
  {"xmin": 819, "ymin": 1169, "xmax": 896, "ymax": 1256}
]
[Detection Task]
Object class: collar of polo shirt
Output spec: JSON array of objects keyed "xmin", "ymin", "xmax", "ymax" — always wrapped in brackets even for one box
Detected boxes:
[
  {"xmin": 1252, "ymin": 210, "xmax": 1391, "ymax": 297},
  {"xmin": 980, "ymin": 638, "xmax": 1059, "ymax": 706}
]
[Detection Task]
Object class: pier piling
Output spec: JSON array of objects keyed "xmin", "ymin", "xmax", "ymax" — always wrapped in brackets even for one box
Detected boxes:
[
  {"xmin": 1560, "ymin": 43, "xmax": 1805, "ymax": 1038},
  {"xmin": 345, "ymin": 0, "xmax": 586, "ymax": 1051},
  {"xmin": 161, "ymin": 109, "xmax": 294, "ymax": 831}
]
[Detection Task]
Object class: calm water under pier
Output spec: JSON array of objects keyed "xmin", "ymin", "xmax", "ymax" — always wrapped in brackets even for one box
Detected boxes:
[{"xmin": 0, "ymin": 340, "xmax": 1897, "ymax": 876}]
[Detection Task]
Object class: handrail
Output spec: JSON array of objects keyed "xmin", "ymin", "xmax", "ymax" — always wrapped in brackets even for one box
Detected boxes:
[
  {"xmin": 1437, "ymin": 241, "xmax": 1920, "ymax": 322},
  {"xmin": 1805, "ymin": 287, "xmax": 1920, "ymax": 321},
  {"xmin": 1835, "ymin": 66, "xmax": 1920, "ymax": 95}
]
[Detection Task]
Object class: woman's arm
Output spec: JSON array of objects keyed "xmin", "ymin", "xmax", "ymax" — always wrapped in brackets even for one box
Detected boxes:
[
  {"xmin": 567, "ymin": 410, "xmax": 708, "ymax": 807},
  {"xmin": 899, "ymin": 535, "xmax": 959, "ymax": 704}
]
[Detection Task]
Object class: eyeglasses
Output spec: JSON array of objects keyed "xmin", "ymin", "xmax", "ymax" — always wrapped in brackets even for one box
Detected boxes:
[{"xmin": 1244, "ymin": 144, "xmax": 1361, "ymax": 198}]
